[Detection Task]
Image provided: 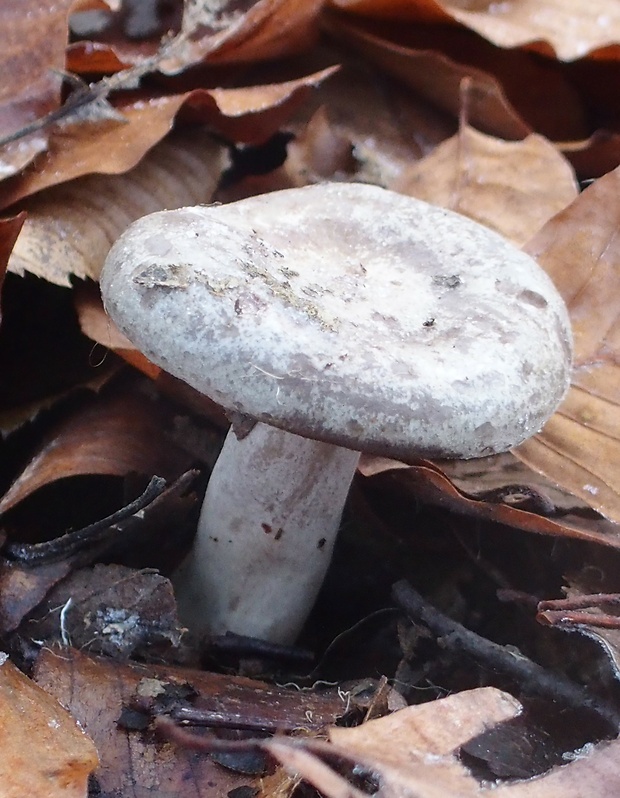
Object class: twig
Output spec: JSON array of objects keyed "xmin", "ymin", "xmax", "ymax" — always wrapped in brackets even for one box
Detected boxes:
[
  {"xmin": 170, "ymin": 706, "xmax": 290, "ymax": 734},
  {"xmin": 4, "ymin": 475, "xmax": 167, "ymax": 565},
  {"xmin": 0, "ymin": 27, "xmax": 188, "ymax": 150},
  {"xmin": 206, "ymin": 631, "xmax": 315, "ymax": 666},
  {"xmin": 539, "ymin": 593, "xmax": 620, "ymax": 611},
  {"xmin": 155, "ymin": 716, "xmax": 269, "ymax": 753},
  {"xmin": 392, "ymin": 579, "xmax": 620, "ymax": 730},
  {"xmin": 538, "ymin": 610, "xmax": 620, "ymax": 630}
]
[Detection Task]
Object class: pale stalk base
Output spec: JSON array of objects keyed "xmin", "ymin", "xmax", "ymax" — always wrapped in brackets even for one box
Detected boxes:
[{"xmin": 173, "ymin": 422, "xmax": 360, "ymax": 644}]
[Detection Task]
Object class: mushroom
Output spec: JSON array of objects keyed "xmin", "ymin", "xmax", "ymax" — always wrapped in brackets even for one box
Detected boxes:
[{"xmin": 100, "ymin": 183, "xmax": 572, "ymax": 644}]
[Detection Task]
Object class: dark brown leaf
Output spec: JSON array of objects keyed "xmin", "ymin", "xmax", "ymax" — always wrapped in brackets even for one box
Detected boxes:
[{"xmin": 34, "ymin": 646, "xmax": 347, "ymax": 797}]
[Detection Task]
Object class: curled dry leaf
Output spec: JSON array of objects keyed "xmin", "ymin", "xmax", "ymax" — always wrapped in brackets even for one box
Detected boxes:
[
  {"xmin": 329, "ymin": 687, "xmax": 521, "ymax": 762},
  {"xmin": 358, "ymin": 456, "xmax": 620, "ymax": 548},
  {"xmin": 323, "ymin": 13, "xmax": 529, "ymax": 140},
  {"xmin": 562, "ymin": 132, "xmax": 620, "ymax": 181},
  {"xmin": 0, "ymin": 656, "xmax": 98, "ymax": 798},
  {"xmin": 0, "ymin": 382, "xmax": 194, "ymax": 516},
  {"xmin": 395, "ymin": 126, "xmax": 578, "ymax": 245},
  {"xmin": 269, "ymin": 687, "xmax": 521, "ymax": 798},
  {"xmin": 8, "ymin": 131, "xmax": 227, "ymax": 286},
  {"xmin": 0, "ymin": 67, "xmax": 337, "ymax": 209},
  {"xmin": 164, "ymin": 0, "xmax": 324, "ymax": 71},
  {"xmin": 269, "ymin": 686, "xmax": 620, "ymax": 798},
  {"xmin": 323, "ymin": 12, "xmax": 587, "ymax": 140},
  {"xmin": 285, "ymin": 56, "xmax": 454, "ymax": 187},
  {"xmin": 329, "ymin": 0, "xmax": 620, "ymax": 61},
  {"xmin": 68, "ymin": 0, "xmax": 325, "ymax": 73},
  {"xmin": 515, "ymin": 166, "xmax": 620, "ymax": 523}
]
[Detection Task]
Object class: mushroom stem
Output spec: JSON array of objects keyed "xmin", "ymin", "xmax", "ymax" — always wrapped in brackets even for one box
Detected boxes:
[{"xmin": 174, "ymin": 421, "xmax": 360, "ymax": 644}]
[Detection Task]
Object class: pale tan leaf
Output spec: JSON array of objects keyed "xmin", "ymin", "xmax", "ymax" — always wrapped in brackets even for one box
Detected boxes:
[
  {"xmin": 8, "ymin": 131, "xmax": 228, "ymax": 286},
  {"xmin": 329, "ymin": 687, "xmax": 521, "ymax": 761},
  {"xmin": 493, "ymin": 741, "xmax": 620, "ymax": 797},
  {"xmin": 440, "ymin": 0, "xmax": 620, "ymax": 62},
  {"xmin": 514, "ymin": 166, "xmax": 620, "ymax": 522},
  {"xmin": 329, "ymin": 0, "xmax": 620, "ymax": 61},
  {"xmin": 0, "ymin": 656, "xmax": 98, "ymax": 798},
  {"xmin": 395, "ymin": 126, "xmax": 578, "ymax": 245},
  {"xmin": 269, "ymin": 688, "xmax": 521, "ymax": 798},
  {"xmin": 268, "ymin": 687, "xmax": 620, "ymax": 798}
]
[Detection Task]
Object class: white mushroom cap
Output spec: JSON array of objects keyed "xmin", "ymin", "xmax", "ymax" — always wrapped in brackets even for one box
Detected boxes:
[{"xmin": 101, "ymin": 183, "xmax": 572, "ymax": 459}]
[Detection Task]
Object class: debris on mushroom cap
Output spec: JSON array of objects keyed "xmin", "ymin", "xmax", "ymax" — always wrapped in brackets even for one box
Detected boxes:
[{"xmin": 100, "ymin": 183, "xmax": 573, "ymax": 460}]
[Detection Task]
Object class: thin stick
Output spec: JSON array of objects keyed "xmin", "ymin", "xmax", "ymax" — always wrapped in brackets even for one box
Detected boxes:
[{"xmin": 392, "ymin": 579, "xmax": 620, "ymax": 731}]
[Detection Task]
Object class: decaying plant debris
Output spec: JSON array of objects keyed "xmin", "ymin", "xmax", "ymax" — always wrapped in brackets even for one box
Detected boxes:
[{"xmin": 2, "ymin": 1, "xmax": 620, "ymax": 797}]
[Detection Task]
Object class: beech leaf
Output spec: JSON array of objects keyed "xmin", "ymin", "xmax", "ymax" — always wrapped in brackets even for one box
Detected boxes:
[
  {"xmin": 330, "ymin": 0, "xmax": 620, "ymax": 61},
  {"xmin": 395, "ymin": 125, "xmax": 578, "ymax": 245},
  {"xmin": 8, "ymin": 131, "xmax": 228, "ymax": 286},
  {"xmin": 515, "ymin": 166, "xmax": 620, "ymax": 522},
  {"xmin": 0, "ymin": 656, "xmax": 98, "ymax": 798}
]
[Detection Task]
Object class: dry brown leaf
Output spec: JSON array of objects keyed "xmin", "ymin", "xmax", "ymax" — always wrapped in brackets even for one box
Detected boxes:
[
  {"xmin": 330, "ymin": 687, "xmax": 521, "ymax": 760},
  {"xmin": 395, "ymin": 126, "xmax": 578, "ymax": 245},
  {"xmin": 0, "ymin": 383, "xmax": 193, "ymax": 516},
  {"xmin": 220, "ymin": 52, "xmax": 455, "ymax": 198},
  {"xmin": 284, "ymin": 55, "xmax": 454, "ymax": 187},
  {"xmin": 164, "ymin": 0, "xmax": 325, "ymax": 71},
  {"xmin": 0, "ymin": 0, "xmax": 74, "ymax": 177},
  {"xmin": 34, "ymin": 646, "xmax": 346, "ymax": 797},
  {"xmin": 435, "ymin": 451, "xmax": 594, "ymax": 513},
  {"xmin": 330, "ymin": 0, "xmax": 620, "ymax": 61},
  {"xmin": 0, "ymin": 656, "xmax": 98, "ymax": 797},
  {"xmin": 359, "ymin": 456, "xmax": 620, "ymax": 548},
  {"xmin": 441, "ymin": 1, "xmax": 620, "ymax": 62},
  {"xmin": 515, "ymin": 166, "xmax": 620, "ymax": 522},
  {"xmin": 269, "ymin": 687, "xmax": 521, "ymax": 798},
  {"xmin": 0, "ymin": 67, "xmax": 336, "ymax": 209},
  {"xmin": 67, "ymin": 0, "xmax": 324, "ymax": 73},
  {"xmin": 0, "ymin": 558, "xmax": 73, "ymax": 635},
  {"xmin": 269, "ymin": 687, "xmax": 620, "ymax": 798},
  {"xmin": 323, "ymin": 12, "xmax": 587, "ymax": 140},
  {"xmin": 323, "ymin": 13, "xmax": 529, "ymax": 140},
  {"xmin": 28, "ymin": 563, "xmax": 183, "ymax": 658},
  {"xmin": 8, "ymin": 130, "xmax": 227, "ymax": 286}
]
